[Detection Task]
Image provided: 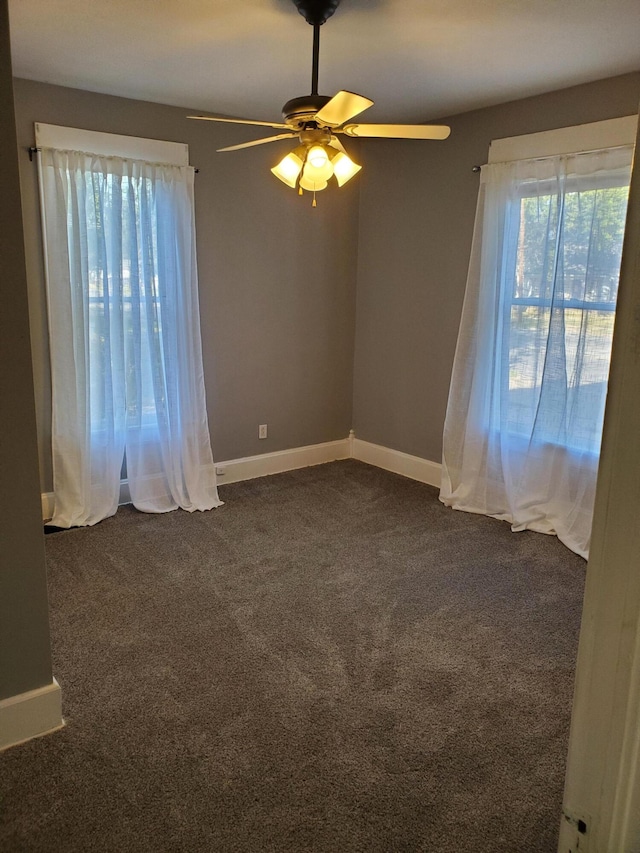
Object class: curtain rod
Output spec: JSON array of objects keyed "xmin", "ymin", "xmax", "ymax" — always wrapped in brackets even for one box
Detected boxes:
[
  {"xmin": 29, "ymin": 143, "xmax": 478, "ymax": 175},
  {"xmin": 27, "ymin": 147, "xmax": 200, "ymax": 172}
]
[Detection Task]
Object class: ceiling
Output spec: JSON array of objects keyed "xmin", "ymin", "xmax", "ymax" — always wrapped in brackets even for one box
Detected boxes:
[{"xmin": 8, "ymin": 0, "xmax": 640, "ymax": 125}]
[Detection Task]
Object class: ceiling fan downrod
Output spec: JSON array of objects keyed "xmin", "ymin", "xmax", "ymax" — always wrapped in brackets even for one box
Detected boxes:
[
  {"xmin": 311, "ymin": 23, "xmax": 320, "ymax": 95},
  {"xmin": 292, "ymin": 0, "xmax": 342, "ymax": 96}
]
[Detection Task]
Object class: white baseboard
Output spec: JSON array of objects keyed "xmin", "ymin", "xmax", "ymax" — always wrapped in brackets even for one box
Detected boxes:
[
  {"xmin": 351, "ymin": 437, "xmax": 442, "ymax": 488},
  {"xmin": 215, "ymin": 438, "xmax": 351, "ymax": 485},
  {"xmin": 41, "ymin": 491, "xmax": 54, "ymax": 522},
  {"xmin": 0, "ymin": 678, "xmax": 64, "ymax": 752},
  {"xmin": 40, "ymin": 435, "xmax": 440, "ymax": 518},
  {"xmin": 41, "ymin": 482, "xmax": 132, "ymax": 522}
]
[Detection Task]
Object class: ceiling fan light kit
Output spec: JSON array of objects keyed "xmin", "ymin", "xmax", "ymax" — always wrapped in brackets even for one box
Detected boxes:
[{"xmin": 188, "ymin": 0, "xmax": 450, "ymax": 205}]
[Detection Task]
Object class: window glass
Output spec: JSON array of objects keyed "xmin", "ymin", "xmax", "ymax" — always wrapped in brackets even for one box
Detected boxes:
[{"xmin": 505, "ymin": 180, "xmax": 629, "ymax": 453}]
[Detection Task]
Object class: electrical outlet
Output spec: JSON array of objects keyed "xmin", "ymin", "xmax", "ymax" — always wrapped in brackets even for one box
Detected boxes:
[
  {"xmin": 258, "ymin": 424, "xmax": 268, "ymax": 439},
  {"xmin": 559, "ymin": 809, "xmax": 590, "ymax": 853}
]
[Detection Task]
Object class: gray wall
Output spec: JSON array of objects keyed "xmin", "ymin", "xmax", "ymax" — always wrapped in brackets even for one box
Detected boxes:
[
  {"xmin": 0, "ymin": 1, "xmax": 53, "ymax": 699},
  {"xmin": 353, "ymin": 71, "xmax": 640, "ymax": 462},
  {"xmin": 12, "ymin": 71, "xmax": 640, "ymax": 499},
  {"xmin": 13, "ymin": 78, "xmax": 361, "ymax": 493}
]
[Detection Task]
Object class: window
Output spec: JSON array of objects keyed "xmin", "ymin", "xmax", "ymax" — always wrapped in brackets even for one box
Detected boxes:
[
  {"xmin": 505, "ymin": 173, "xmax": 629, "ymax": 453},
  {"xmin": 37, "ymin": 125, "xmax": 221, "ymax": 527},
  {"xmin": 441, "ymin": 117, "xmax": 636, "ymax": 557}
]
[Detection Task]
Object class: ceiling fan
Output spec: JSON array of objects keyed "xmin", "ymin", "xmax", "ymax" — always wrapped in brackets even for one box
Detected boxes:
[{"xmin": 187, "ymin": 0, "xmax": 451, "ymax": 203}]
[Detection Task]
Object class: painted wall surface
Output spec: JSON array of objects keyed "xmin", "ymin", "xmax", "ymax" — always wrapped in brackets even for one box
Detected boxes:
[
  {"xmin": 13, "ymin": 78, "xmax": 360, "ymax": 493},
  {"xmin": 352, "ymin": 72, "xmax": 640, "ymax": 463},
  {"xmin": 0, "ymin": 1, "xmax": 53, "ymax": 699},
  {"xmin": 12, "ymin": 72, "xmax": 640, "ymax": 498}
]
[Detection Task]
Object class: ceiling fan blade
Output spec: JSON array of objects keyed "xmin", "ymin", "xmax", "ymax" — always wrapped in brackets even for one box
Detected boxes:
[
  {"xmin": 188, "ymin": 115, "xmax": 291, "ymax": 130},
  {"xmin": 342, "ymin": 123, "xmax": 451, "ymax": 140},
  {"xmin": 217, "ymin": 133, "xmax": 297, "ymax": 153},
  {"xmin": 314, "ymin": 91, "xmax": 374, "ymax": 128}
]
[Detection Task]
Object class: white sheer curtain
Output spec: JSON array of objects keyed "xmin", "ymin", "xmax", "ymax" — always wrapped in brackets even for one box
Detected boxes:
[
  {"xmin": 39, "ymin": 148, "xmax": 222, "ymax": 527},
  {"xmin": 440, "ymin": 145, "xmax": 633, "ymax": 558}
]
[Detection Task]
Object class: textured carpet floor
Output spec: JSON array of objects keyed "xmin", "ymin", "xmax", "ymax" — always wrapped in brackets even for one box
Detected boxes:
[{"xmin": 0, "ymin": 460, "xmax": 585, "ymax": 852}]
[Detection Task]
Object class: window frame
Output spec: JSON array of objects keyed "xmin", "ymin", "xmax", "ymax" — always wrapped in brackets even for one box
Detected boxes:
[
  {"xmin": 486, "ymin": 119, "xmax": 637, "ymax": 458},
  {"xmin": 35, "ymin": 123, "xmax": 188, "ymax": 165},
  {"xmin": 36, "ymin": 125, "xmax": 192, "ymax": 443},
  {"xmin": 499, "ymin": 176, "xmax": 630, "ymax": 456}
]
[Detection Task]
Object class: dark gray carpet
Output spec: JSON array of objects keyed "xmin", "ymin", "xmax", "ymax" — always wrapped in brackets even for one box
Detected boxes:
[{"xmin": 0, "ymin": 460, "xmax": 585, "ymax": 852}]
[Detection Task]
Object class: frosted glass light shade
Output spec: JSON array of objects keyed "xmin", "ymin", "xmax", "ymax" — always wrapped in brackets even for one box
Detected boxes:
[
  {"xmin": 308, "ymin": 145, "xmax": 329, "ymax": 168},
  {"xmin": 271, "ymin": 150, "xmax": 304, "ymax": 188},
  {"xmin": 302, "ymin": 157, "xmax": 333, "ymax": 183},
  {"xmin": 272, "ymin": 142, "xmax": 362, "ymax": 193},
  {"xmin": 299, "ymin": 174, "xmax": 328, "ymax": 192},
  {"xmin": 331, "ymin": 151, "xmax": 362, "ymax": 186}
]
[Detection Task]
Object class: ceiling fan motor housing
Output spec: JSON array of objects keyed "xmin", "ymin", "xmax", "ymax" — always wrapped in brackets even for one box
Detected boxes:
[
  {"xmin": 292, "ymin": 0, "xmax": 341, "ymax": 26},
  {"xmin": 282, "ymin": 94, "xmax": 332, "ymax": 128}
]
